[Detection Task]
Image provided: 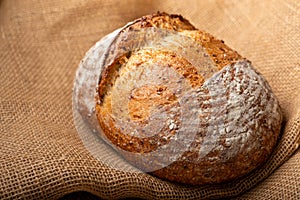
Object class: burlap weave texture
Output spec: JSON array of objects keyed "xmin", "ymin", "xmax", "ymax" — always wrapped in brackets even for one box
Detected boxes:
[{"xmin": 0, "ymin": 0, "xmax": 299, "ymax": 199}]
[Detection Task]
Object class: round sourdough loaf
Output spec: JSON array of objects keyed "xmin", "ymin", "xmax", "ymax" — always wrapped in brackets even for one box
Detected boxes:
[{"xmin": 91, "ymin": 12, "xmax": 282, "ymax": 185}]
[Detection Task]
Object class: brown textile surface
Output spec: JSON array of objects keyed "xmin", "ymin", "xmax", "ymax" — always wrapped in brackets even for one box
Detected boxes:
[{"xmin": 0, "ymin": 0, "xmax": 299, "ymax": 199}]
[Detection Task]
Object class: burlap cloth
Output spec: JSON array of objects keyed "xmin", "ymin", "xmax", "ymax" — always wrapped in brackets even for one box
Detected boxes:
[{"xmin": 0, "ymin": 0, "xmax": 299, "ymax": 199}]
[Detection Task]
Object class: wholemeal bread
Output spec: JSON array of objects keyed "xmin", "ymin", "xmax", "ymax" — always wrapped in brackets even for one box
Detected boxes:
[{"xmin": 91, "ymin": 12, "xmax": 283, "ymax": 185}]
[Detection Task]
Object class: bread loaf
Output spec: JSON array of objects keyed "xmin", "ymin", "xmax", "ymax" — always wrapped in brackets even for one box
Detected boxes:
[{"xmin": 78, "ymin": 12, "xmax": 282, "ymax": 185}]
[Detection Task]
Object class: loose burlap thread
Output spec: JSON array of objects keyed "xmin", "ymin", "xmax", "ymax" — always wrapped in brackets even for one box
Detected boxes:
[{"xmin": 0, "ymin": 0, "xmax": 299, "ymax": 199}]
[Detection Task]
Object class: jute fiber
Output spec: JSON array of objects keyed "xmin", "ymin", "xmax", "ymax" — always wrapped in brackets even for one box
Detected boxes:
[{"xmin": 0, "ymin": 0, "xmax": 299, "ymax": 199}]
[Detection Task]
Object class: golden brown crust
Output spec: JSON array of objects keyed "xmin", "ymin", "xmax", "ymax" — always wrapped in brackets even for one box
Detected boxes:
[
  {"xmin": 128, "ymin": 85, "xmax": 177, "ymax": 121},
  {"xmin": 97, "ymin": 12, "xmax": 241, "ymax": 105},
  {"xmin": 126, "ymin": 12, "xmax": 196, "ymax": 32},
  {"xmin": 183, "ymin": 30, "xmax": 243, "ymax": 69},
  {"xmin": 94, "ymin": 12, "xmax": 282, "ymax": 185},
  {"xmin": 125, "ymin": 50, "xmax": 205, "ymax": 88},
  {"xmin": 122, "ymin": 12, "xmax": 242, "ymax": 69},
  {"xmin": 96, "ymin": 12, "xmax": 243, "ymax": 181}
]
